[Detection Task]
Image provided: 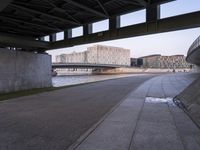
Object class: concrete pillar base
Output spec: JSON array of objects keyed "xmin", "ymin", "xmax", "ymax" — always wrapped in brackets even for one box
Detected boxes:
[{"xmin": 0, "ymin": 48, "xmax": 52, "ymax": 93}]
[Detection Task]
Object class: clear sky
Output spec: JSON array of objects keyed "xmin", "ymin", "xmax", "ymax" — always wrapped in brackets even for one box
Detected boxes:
[{"xmin": 47, "ymin": 0, "xmax": 200, "ymax": 62}]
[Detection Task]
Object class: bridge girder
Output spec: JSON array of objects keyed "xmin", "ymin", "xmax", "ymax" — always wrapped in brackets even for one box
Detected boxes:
[
  {"xmin": 0, "ymin": 0, "xmax": 13, "ymax": 12},
  {"xmin": 0, "ymin": 33, "xmax": 48, "ymax": 51},
  {"xmin": 0, "ymin": 0, "xmax": 173, "ymax": 38},
  {"xmin": 49, "ymin": 11, "xmax": 200, "ymax": 50},
  {"xmin": 0, "ymin": 11, "xmax": 199, "ymax": 50},
  {"xmin": 63, "ymin": 0, "xmax": 108, "ymax": 18},
  {"xmin": 9, "ymin": 3, "xmax": 81, "ymax": 26},
  {"xmin": 0, "ymin": 0, "xmax": 199, "ymax": 51}
]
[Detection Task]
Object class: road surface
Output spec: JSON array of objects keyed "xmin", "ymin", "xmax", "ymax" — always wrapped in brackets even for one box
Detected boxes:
[{"xmin": 0, "ymin": 74, "xmax": 157, "ymax": 150}]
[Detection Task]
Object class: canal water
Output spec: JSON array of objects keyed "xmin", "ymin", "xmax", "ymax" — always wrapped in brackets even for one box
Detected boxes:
[{"xmin": 52, "ymin": 74, "xmax": 142, "ymax": 87}]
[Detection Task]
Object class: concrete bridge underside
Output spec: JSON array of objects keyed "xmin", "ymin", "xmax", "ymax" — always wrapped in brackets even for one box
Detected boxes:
[
  {"xmin": 0, "ymin": 0, "xmax": 199, "ymax": 51},
  {"xmin": 187, "ymin": 36, "xmax": 200, "ymax": 66}
]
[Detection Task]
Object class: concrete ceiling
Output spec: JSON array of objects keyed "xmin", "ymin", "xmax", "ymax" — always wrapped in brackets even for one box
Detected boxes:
[{"xmin": 0, "ymin": 0, "xmax": 173, "ymax": 38}]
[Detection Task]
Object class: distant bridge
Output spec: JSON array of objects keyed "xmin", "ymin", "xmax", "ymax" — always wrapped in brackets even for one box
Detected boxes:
[{"xmin": 52, "ymin": 63, "xmax": 129, "ymax": 69}]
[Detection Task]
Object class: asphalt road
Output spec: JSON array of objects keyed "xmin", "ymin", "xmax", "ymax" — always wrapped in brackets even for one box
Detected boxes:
[{"xmin": 0, "ymin": 74, "xmax": 157, "ymax": 150}]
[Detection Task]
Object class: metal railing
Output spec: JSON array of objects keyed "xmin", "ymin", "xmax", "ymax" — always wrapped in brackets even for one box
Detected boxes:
[{"xmin": 188, "ymin": 35, "xmax": 200, "ymax": 55}]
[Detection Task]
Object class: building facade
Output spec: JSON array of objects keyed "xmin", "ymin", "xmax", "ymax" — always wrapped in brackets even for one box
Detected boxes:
[
  {"xmin": 56, "ymin": 52, "xmax": 87, "ymax": 63},
  {"xmin": 140, "ymin": 54, "xmax": 191, "ymax": 68},
  {"xmin": 56, "ymin": 45, "xmax": 130, "ymax": 66}
]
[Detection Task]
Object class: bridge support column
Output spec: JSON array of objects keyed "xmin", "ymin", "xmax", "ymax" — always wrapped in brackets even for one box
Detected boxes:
[
  {"xmin": 146, "ymin": 4, "xmax": 160, "ymax": 32},
  {"xmin": 38, "ymin": 37, "xmax": 45, "ymax": 41},
  {"xmin": 83, "ymin": 24, "xmax": 93, "ymax": 35},
  {"xmin": 146, "ymin": 4, "xmax": 160, "ymax": 22},
  {"xmin": 0, "ymin": 48, "xmax": 52, "ymax": 93},
  {"xmin": 50, "ymin": 33, "xmax": 56, "ymax": 42},
  {"xmin": 64, "ymin": 29, "xmax": 72, "ymax": 39},
  {"xmin": 109, "ymin": 16, "xmax": 120, "ymax": 30}
]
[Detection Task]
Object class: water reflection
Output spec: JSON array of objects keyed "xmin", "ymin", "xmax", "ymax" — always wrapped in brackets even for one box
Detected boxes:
[{"xmin": 52, "ymin": 74, "xmax": 140, "ymax": 87}]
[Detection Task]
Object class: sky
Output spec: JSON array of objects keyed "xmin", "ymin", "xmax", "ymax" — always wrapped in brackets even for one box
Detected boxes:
[{"xmin": 47, "ymin": 0, "xmax": 200, "ymax": 62}]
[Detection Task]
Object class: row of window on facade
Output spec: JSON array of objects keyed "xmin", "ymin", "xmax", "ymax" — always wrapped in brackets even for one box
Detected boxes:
[
  {"xmin": 56, "ymin": 45, "xmax": 130, "ymax": 66},
  {"xmin": 131, "ymin": 55, "xmax": 192, "ymax": 69},
  {"xmin": 56, "ymin": 45, "xmax": 191, "ymax": 69}
]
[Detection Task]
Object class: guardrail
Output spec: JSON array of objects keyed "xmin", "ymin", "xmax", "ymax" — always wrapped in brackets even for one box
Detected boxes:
[{"xmin": 52, "ymin": 63, "xmax": 130, "ymax": 69}]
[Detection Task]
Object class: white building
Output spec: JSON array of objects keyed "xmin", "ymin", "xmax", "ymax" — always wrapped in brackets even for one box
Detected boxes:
[
  {"xmin": 55, "ymin": 52, "xmax": 87, "ymax": 63},
  {"xmin": 56, "ymin": 45, "xmax": 130, "ymax": 66}
]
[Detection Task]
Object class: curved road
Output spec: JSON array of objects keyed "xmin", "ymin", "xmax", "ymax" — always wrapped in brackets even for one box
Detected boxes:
[{"xmin": 0, "ymin": 74, "xmax": 158, "ymax": 150}]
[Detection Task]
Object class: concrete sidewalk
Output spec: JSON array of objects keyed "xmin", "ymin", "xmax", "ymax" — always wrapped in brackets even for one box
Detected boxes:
[{"xmin": 72, "ymin": 73, "xmax": 200, "ymax": 150}]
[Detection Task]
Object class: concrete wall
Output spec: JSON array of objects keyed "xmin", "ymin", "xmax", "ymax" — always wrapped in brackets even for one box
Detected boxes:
[
  {"xmin": 176, "ymin": 74, "xmax": 200, "ymax": 126},
  {"xmin": 191, "ymin": 65, "xmax": 200, "ymax": 72},
  {"xmin": 0, "ymin": 48, "xmax": 52, "ymax": 93}
]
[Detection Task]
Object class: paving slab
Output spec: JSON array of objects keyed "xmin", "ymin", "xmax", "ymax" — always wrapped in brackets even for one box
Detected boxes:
[
  {"xmin": 75, "ymin": 73, "xmax": 200, "ymax": 150},
  {"xmin": 169, "ymin": 106, "xmax": 200, "ymax": 150},
  {"xmin": 130, "ymin": 73, "xmax": 200, "ymax": 150},
  {"xmin": 75, "ymin": 80, "xmax": 153, "ymax": 150}
]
